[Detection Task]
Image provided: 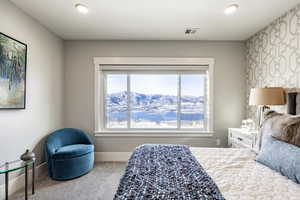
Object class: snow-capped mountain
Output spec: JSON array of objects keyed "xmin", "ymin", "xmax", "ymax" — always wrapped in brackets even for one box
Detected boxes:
[
  {"xmin": 106, "ymin": 92, "xmax": 205, "ymax": 123},
  {"xmin": 106, "ymin": 92, "xmax": 204, "ymax": 111}
]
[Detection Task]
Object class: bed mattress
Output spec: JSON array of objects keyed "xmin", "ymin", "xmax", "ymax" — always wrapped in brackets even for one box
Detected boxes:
[{"xmin": 190, "ymin": 147, "xmax": 300, "ymax": 200}]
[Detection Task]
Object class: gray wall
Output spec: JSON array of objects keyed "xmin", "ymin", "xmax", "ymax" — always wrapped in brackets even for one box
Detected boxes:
[
  {"xmin": 64, "ymin": 41, "xmax": 246, "ymax": 152},
  {"xmin": 246, "ymin": 4, "xmax": 300, "ymax": 119},
  {"xmin": 0, "ymin": 0, "xmax": 64, "ymax": 169}
]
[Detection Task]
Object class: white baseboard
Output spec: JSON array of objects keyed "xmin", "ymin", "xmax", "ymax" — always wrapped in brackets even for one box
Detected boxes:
[
  {"xmin": 95, "ymin": 152, "xmax": 131, "ymax": 162},
  {"xmin": 0, "ymin": 162, "xmax": 47, "ymax": 200}
]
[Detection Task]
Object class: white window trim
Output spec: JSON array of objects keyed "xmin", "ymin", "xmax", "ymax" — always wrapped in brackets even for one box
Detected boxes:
[{"xmin": 94, "ymin": 57, "xmax": 214, "ymax": 137}]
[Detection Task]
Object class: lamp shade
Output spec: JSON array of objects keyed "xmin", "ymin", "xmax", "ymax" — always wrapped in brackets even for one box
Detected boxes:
[{"xmin": 249, "ymin": 87, "xmax": 285, "ymax": 106}]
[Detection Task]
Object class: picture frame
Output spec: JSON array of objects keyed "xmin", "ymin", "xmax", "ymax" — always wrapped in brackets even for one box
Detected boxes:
[{"xmin": 0, "ymin": 32, "xmax": 27, "ymax": 109}]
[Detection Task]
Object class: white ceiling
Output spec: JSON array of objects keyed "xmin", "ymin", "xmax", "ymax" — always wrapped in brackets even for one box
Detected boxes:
[{"xmin": 11, "ymin": 0, "xmax": 300, "ymax": 41}]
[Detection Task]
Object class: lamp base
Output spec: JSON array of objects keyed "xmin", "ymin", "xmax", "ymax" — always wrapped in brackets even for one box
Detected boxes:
[{"xmin": 257, "ymin": 105, "xmax": 270, "ymax": 128}]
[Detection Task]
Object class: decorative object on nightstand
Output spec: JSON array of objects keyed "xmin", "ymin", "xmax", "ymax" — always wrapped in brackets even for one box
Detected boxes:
[
  {"xmin": 241, "ymin": 119, "xmax": 255, "ymax": 130},
  {"xmin": 228, "ymin": 128, "xmax": 258, "ymax": 151},
  {"xmin": 249, "ymin": 87, "xmax": 285, "ymax": 128}
]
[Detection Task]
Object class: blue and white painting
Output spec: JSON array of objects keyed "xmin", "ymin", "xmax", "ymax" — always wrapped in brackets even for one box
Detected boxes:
[{"xmin": 0, "ymin": 33, "xmax": 27, "ymax": 109}]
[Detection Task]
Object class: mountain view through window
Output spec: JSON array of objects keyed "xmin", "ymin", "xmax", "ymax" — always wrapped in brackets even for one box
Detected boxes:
[{"xmin": 105, "ymin": 72, "xmax": 207, "ymax": 130}]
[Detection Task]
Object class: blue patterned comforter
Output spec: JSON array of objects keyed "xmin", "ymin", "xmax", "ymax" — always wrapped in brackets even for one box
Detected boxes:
[{"xmin": 114, "ymin": 144, "xmax": 225, "ymax": 200}]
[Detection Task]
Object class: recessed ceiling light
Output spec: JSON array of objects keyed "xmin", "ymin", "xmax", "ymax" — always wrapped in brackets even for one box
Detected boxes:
[
  {"xmin": 224, "ymin": 4, "xmax": 239, "ymax": 15},
  {"xmin": 75, "ymin": 4, "xmax": 89, "ymax": 14}
]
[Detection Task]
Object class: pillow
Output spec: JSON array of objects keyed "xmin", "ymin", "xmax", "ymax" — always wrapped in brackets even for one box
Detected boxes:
[
  {"xmin": 256, "ymin": 135, "xmax": 300, "ymax": 183},
  {"xmin": 262, "ymin": 110, "xmax": 300, "ymax": 147},
  {"xmin": 255, "ymin": 110, "xmax": 283, "ymax": 152}
]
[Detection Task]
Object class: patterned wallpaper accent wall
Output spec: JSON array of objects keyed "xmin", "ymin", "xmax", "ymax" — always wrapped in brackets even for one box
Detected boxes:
[{"xmin": 246, "ymin": 4, "xmax": 300, "ymax": 119}]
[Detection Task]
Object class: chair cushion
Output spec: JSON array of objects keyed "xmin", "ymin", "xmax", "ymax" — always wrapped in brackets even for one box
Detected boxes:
[{"xmin": 52, "ymin": 144, "xmax": 94, "ymax": 159}]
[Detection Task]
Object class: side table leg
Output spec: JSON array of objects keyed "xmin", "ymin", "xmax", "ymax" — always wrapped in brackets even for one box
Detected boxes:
[
  {"xmin": 25, "ymin": 166, "xmax": 28, "ymax": 200},
  {"xmin": 32, "ymin": 162, "xmax": 35, "ymax": 195},
  {"xmin": 5, "ymin": 172, "xmax": 8, "ymax": 200}
]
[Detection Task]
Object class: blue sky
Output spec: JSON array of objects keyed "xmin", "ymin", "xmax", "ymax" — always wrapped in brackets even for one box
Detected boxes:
[{"xmin": 107, "ymin": 74, "xmax": 205, "ymax": 96}]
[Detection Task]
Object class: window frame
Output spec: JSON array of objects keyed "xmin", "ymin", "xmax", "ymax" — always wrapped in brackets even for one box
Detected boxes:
[{"xmin": 94, "ymin": 57, "xmax": 214, "ymax": 137}]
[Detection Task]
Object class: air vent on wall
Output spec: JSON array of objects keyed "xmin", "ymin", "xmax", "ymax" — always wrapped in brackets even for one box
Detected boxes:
[{"xmin": 185, "ymin": 28, "xmax": 199, "ymax": 35}]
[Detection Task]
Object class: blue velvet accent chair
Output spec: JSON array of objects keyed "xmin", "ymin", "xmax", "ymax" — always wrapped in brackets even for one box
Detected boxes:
[{"xmin": 45, "ymin": 128, "xmax": 94, "ymax": 180}]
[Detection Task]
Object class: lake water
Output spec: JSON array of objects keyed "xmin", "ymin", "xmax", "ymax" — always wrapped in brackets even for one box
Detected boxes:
[{"xmin": 108, "ymin": 111, "xmax": 204, "ymax": 122}]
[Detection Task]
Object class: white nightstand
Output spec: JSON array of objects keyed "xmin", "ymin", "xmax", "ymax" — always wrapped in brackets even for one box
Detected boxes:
[{"xmin": 228, "ymin": 128, "xmax": 258, "ymax": 150}]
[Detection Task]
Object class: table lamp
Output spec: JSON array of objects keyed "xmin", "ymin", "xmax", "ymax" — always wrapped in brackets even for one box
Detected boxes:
[{"xmin": 249, "ymin": 87, "xmax": 285, "ymax": 128}]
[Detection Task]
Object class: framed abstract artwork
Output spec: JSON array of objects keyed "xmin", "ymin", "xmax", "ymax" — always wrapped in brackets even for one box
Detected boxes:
[{"xmin": 0, "ymin": 32, "xmax": 27, "ymax": 109}]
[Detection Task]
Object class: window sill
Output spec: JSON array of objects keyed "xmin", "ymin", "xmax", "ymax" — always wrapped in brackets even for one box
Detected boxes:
[{"xmin": 94, "ymin": 130, "xmax": 214, "ymax": 137}]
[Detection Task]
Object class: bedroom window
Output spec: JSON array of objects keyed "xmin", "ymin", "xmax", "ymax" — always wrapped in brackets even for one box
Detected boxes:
[
  {"xmin": 94, "ymin": 57, "xmax": 214, "ymax": 135},
  {"xmin": 104, "ymin": 72, "xmax": 207, "ymax": 130}
]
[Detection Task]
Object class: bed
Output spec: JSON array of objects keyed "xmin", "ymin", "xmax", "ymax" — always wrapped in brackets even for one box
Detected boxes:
[
  {"xmin": 191, "ymin": 147, "xmax": 300, "ymax": 200},
  {"xmin": 114, "ymin": 92, "xmax": 300, "ymax": 200}
]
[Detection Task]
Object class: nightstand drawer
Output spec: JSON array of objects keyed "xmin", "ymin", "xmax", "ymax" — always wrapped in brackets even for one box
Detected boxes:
[
  {"xmin": 228, "ymin": 128, "xmax": 257, "ymax": 150},
  {"xmin": 230, "ymin": 129, "xmax": 253, "ymax": 141},
  {"xmin": 231, "ymin": 140, "xmax": 249, "ymax": 148},
  {"xmin": 231, "ymin": 136, "xmax": 252, "ymax": 149}
]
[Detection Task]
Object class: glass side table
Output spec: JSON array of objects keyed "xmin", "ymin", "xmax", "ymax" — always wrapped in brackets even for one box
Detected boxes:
[{"xmin": 0, "ymin": 159, "xmax": 35, "ymax": 200}]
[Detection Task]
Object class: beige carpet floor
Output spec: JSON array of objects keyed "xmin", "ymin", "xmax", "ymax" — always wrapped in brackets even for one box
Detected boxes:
[{"xmin": 11, "ymin": 162, "xmax": 126, "ymax": 200}]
